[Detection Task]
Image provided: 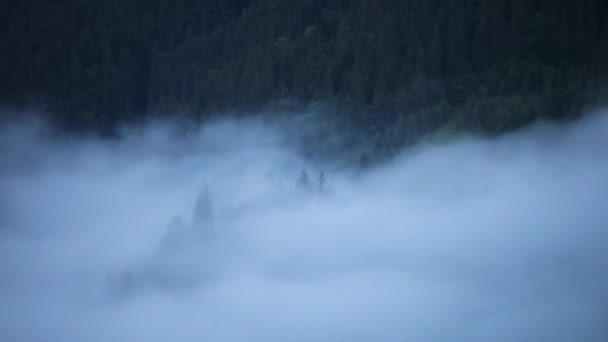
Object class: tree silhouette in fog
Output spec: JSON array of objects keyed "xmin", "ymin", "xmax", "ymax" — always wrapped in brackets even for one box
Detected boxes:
[
  {"xmin": 317, "ymin": 172, "xmax": 326, "ymax": 193},
  {"xmin": 296, "ymin": 168, "xmax": 312, "ymax": 191},
  {"xmin": 193, "ymin": 186, "xmax": 213, "ymax": 228}
]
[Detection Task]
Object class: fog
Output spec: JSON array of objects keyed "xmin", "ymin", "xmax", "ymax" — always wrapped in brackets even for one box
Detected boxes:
[{"xmin": 1, "ymin": 110, "xmax": 608, "ymax": 341}]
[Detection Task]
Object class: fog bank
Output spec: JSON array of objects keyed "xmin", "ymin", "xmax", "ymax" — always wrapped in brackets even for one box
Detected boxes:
[{"xmin": 1, "ymin": 112, "xmax": 607, "ymax": 341}]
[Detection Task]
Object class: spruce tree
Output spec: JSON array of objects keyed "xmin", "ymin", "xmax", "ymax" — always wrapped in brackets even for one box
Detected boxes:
[
  {"xmin": 296, "ymin": 168, "xmax": 311, "ymax": 190},
  {"xmin": 317, "ymin": 172, "xmax": 326, "ymax": 193}
]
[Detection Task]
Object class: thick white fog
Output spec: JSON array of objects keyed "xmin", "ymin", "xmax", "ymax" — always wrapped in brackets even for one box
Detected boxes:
[{"xmin": 1, "ymin": 111, "xmax": 608, "ymax": 341}]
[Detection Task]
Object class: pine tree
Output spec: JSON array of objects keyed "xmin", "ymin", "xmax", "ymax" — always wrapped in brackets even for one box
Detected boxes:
[
  {"xmin": 296, "ymin": 167, "xmax": 312, "ymax": 190},
  {"xmin": 317, "ymin": 171, "xmax": 326, "ymax": 193}
]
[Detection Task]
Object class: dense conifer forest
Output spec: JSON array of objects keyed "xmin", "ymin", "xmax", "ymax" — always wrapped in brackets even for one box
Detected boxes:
[{"xmin": 1, "ymin": 0, "xmax": 607, "ymax": 157}]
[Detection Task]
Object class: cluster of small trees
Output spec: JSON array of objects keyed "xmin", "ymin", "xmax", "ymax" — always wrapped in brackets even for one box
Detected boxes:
[{"xmin": 296, "ymin": 168, "xmax": 327, "ymax": 194}]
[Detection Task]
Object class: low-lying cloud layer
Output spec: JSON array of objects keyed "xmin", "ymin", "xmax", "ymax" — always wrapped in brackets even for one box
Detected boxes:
[{"xmin": 1, "ymin": 112, "xmax": 607, "ymax": 341}]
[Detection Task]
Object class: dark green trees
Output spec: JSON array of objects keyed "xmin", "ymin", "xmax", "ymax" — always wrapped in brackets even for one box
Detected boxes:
[{"xmin": 1, "ymin": 0, "xmax": 607, "ymax": 146}]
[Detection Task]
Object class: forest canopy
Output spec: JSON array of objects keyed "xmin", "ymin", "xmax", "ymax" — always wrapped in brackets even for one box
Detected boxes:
[{"xmin": 1, "ymin": 0, "xmax": 607, "ymax": 157}]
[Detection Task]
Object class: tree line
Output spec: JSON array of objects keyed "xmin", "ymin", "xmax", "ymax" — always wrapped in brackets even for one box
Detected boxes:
[{"xmin": 1, "ymin": 0, "xmax": 607, "ymax": 159}]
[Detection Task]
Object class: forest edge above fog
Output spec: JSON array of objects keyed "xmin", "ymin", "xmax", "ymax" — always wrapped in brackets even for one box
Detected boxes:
[{"xmin": 2, "ymin": 0, "xmax": 608, "ymax": 164}]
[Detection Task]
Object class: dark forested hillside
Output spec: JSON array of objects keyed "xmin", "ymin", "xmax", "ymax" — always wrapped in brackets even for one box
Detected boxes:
[{"xmin": 2, "ymin": 0, "xmax": 608, "ymax": 153}]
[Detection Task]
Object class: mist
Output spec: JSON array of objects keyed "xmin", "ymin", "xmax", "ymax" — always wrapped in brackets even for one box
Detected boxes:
[{"xmin": 1, "ymin": 110, "xmax": 607, "ymax": 341}]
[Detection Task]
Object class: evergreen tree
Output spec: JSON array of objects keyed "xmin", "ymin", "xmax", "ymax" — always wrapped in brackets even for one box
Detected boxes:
[
  {"xmin": 317, "ymin": 171, "xmax": 326, "ymax": 193},
  {"xmin": 296, "ymin": 167, "xmax": 312, "ymax": 190}
]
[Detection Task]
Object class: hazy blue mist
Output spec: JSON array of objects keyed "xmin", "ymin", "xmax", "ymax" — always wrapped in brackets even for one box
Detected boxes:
[{"xmin": 1, "ymin": 111, "xmax": 607, "ymax": 341}]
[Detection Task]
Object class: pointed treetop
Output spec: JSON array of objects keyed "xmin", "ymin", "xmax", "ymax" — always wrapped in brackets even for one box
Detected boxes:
[
  {"xmin": 318, "ymin": 171, "xmax": 326, "ymax": 193},
  {"xmin": 296, "ymin": 167, "xmax": 311, "ymax": 189}
]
